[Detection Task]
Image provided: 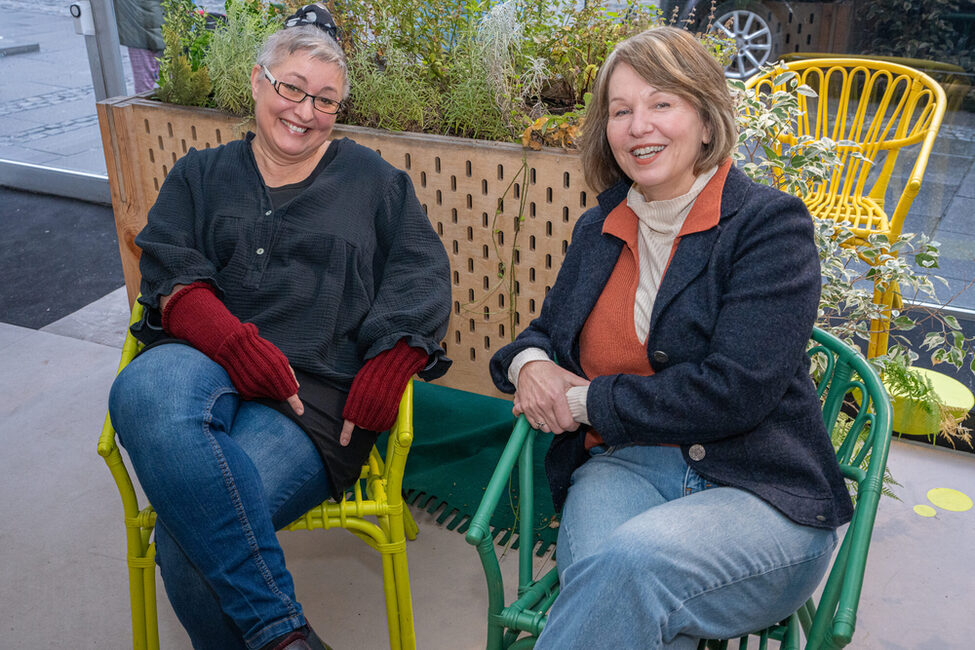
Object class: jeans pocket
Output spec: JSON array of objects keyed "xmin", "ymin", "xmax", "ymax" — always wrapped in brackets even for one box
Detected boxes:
[
  {"xmin": 684, "ymin": 466, "xmax": 716, "ymax": 495},
  {"xmin": 588, "ymin": 444, "xmax": 616, "ymax": 457}
]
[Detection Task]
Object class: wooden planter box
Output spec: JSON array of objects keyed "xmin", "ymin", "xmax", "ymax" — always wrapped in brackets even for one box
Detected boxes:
[{"xmin": 97, "ymin": 96, "xmax": 591, "ymax": 397}]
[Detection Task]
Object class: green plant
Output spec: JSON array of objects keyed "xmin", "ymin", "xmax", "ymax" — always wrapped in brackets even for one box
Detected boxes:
[
  {"xmin": 440, "ymin": 34, "xmax": 512, "ymax": 141},
  {"xmin": 329, "ymin": 0, "xmax": 666, "ymax": 143},
  {"xmin": 881, "ymin": 360, "xmax": 973, "ymax": 447},
  {"xmin": 730, "ymin": 71, "xmax": 865, "ymax": 197},
  {"xmin": 522, "ymin": 93, "xmax": 590, "ymax": 151},
  {"xmin": 154, "ymin": 0, "xmax": 720, "ymax": 145},
  {"xmin": 208, "ymin": 0, "xmax": 283, "ymax": 116},
  {"xmin": 156, "ymin": 0, "xmax": 212, "ymax": 106},
  {"xmin": 527, "ymin": 0, "xmax": 659, "ymax": 110},
  {"xmin": 346, "ymin": 40, "xmax": 442, "ymax": 133},
  {"xmin": 458, "ymin": 155, "xmax": 532, "ymax": 341}
]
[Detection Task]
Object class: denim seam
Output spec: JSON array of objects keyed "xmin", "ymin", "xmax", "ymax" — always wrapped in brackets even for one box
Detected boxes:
[
  {"xmin": 665, "ymin": 537, "xmax": 835, "ymax": 622},
  {"xmin": 200, "ymin": 388, "xmax": 303, "ymax": 646}
]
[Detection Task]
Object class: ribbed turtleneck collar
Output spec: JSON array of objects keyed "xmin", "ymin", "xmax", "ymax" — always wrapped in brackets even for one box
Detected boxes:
[{"xmin": 626, "ymin": 166, "xmax": 719, "ymax": 236}]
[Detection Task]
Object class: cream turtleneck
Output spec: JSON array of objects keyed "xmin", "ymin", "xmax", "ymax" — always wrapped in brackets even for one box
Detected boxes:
[{"xmin": 628, "ymin": 166, "xmax": 717, "ymax": 342}]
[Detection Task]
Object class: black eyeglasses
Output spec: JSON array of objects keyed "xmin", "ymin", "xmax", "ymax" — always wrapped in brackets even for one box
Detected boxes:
[{"xmin": 262, "ymin": 66, "xmax": 342, "ymax": 115}]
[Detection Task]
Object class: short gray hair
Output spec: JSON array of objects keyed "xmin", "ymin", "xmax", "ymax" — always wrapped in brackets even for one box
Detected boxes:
[{"xmin": 256, "ymin": 24, "xmax": 349, "ymax": 99}]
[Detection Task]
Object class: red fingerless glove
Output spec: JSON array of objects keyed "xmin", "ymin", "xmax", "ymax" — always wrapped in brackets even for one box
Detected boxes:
[
  {"xmin": 161, "ymin": 282, "xmax": 299, "ymax": 402},
  {"xmin": 343, "ymin": 339, "xmax": 428, "ymax": 432}
]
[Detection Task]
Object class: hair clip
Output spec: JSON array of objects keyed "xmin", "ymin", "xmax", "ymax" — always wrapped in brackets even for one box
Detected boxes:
[{"xmin": 284, "ymin": 4, "xmax": 339, "ymax": 42}]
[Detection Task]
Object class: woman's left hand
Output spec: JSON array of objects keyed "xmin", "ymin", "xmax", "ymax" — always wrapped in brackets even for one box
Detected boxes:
[
  {"xmin": 340, "ymin": 419, "xmax": 356, "ymax": 446},
  {"xmin": 513, "ymin": 360, "xmax": 590, "ymax": 435}
]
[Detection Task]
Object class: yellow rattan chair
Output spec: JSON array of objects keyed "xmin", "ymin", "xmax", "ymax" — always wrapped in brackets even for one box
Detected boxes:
[
  {"xmin": 97, "ymin": 301, "xmax": 420, "ymax": 650},
  {"xmin": 745, "ymin": 58, "xmax": 947, "ymax": 358}
]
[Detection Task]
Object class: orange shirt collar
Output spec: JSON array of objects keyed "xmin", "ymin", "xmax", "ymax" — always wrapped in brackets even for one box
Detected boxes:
[
  {"xmin": 602, "ymin": 201, "xmax": 639, "ymax": 250},
  {"xmin": 602, "ymin": 158, "xmax": 732, "ymax": 243},
  {"xmin": 678, "ymin": 159, "xmax": 731, "ymax": 237}
]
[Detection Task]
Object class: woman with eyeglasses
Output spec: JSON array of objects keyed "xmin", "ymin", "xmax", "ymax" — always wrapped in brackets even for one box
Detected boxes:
[{"xmin": 108, "ymin": 5, "xmax": 451, "ymax": 649}]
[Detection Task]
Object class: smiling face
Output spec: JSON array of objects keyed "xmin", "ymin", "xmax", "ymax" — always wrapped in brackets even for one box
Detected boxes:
[
  {"xmin": 605, "ymin": 62, "xmax": 711, "ymax": 202},
  {"xmin": 250, "ymin": 51, "xmax": 345, "ymax": 167}
]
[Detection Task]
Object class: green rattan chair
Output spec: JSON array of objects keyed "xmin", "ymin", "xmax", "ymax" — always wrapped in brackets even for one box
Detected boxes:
[
  {"xmin": 466, "ymin": 326, "xmax": 893, "ymax": 650},
  {"xmin": 97, "ymin": 301, "xmax": 420, "ymax": 650}
]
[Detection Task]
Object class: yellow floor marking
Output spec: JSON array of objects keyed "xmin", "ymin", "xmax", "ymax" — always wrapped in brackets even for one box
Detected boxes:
[
  {"xmin": 913, "ymin": 504, "xmax": 937, "ymax": 517},
  {"xmin": 927, "ymin": 488, "xmax": 973, "ymax": 512}
]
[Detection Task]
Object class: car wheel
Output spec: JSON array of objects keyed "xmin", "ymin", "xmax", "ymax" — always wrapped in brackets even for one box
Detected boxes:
[{"xmin": 709, "ymin": 1, "xmax": 781, "ymax": 80}]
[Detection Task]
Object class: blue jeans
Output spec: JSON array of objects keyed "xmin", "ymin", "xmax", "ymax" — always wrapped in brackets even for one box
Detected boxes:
[
  {"xmin": 109, "ymin": 344, "xmax": 332, "ymax": 650},
  {"xmin": 536, "ymin": 445, "xmax": 838, "ymax": 650}
]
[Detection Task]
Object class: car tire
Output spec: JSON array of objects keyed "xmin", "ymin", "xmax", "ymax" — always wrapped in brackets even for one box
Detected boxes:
[{"xmin": 707, "ymin": 1, "xmax": 783, "ymax": 80}]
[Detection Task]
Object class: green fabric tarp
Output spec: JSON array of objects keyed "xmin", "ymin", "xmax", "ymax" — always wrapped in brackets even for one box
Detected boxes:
[{"xmin": 383, "ymin": 381, "xmax": 559, "ymax": 553}]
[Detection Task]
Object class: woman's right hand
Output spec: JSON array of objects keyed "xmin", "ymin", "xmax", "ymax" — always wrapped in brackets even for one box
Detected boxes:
[
  {"xmin": 513, "ymin": 360, "xmax": 589, "ymax": 435},
  {"xmin": 161, "ymin": 283, "xmax": 303, "ymax": 415}
]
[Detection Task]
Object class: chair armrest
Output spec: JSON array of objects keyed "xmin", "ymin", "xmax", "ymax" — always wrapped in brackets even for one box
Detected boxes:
[
  {"xmin": 97, "ymin": 300, "xmax": 145, "ymax": 457},
  {"xmin": 465, "ymin": 415, "xmax": 534, "ymax": 547}
]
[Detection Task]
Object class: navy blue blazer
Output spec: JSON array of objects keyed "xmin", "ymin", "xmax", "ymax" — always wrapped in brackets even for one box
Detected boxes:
[{"xmin": 490, "ymin": 164, "xmax": 853, "ymax": 529}]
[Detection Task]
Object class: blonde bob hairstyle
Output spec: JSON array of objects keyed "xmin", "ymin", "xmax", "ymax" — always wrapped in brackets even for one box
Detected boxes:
[
  {"xmin": 256, "ymin": 23, "xmax": 350, "ymax": 100},
  {"xmin": 581, "ymin": 26, "xmax": 737, "ymax": 193}
]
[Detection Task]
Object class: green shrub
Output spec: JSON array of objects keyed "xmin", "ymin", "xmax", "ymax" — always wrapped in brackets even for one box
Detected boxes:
[
  {"xmin": 208, "ymin": 0, "xmax": 282, "ymax": 116},
  {"xmin": 344, "ymin": 17, "xmax": 443, "ymax": 133},
  {"xmin": 156, "ymin": 0, "xmax": 211, "ymax": 106}
]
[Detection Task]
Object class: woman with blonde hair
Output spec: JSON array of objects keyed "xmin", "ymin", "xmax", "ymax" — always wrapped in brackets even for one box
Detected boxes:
[{"xmin": 489, "ymin": 26, "xmax": 850, "ymax": 648}]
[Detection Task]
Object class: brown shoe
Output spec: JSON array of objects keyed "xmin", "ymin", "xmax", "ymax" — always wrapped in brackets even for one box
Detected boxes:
[{"xmin": 262, "ymin": 624, "xmax": 333, "ymax": 650}]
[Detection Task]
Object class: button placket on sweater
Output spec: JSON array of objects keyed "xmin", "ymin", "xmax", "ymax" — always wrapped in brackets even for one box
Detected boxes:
[{"xmin": 243, "ymin": 203, "xmax": 275, "ymax": 288}]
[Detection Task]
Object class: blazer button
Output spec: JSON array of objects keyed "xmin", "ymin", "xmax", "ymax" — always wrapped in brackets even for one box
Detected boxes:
[
  {"xmin": 688, "ymin": 444, "xmax": 705, "ymax": 461},
  {"xmin": 816, "ymin": 515, "xmax": 826, "ymax": 522},
  {"xmin": 652, "ymin": 350, "xmax": 669, "ymax": 364}
]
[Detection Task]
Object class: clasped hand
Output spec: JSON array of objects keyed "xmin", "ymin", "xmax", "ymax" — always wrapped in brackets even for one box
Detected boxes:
[{"xmin": 513, "ymin": 360, "xmax": 590, "ymax": 434}]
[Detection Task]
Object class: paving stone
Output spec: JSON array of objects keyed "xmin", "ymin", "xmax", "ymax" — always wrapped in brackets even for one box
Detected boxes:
[
  {"xmin": 0, "ymin": 85, "xmax": 95, "ymax": 118},
  {"xmin": 937, "ymin": 195, "xmax": 975, "ymax": 233},
  {"xmin": 54, "ymin": 145, "xmax": 109, "ymax": 175},
  {"xmin": 958, "ymin": 164, "xmax": 975, "ymax": 199},
  {"xmin": 0, "ymin": 142, "xmax": 61, "ymax": 165}
]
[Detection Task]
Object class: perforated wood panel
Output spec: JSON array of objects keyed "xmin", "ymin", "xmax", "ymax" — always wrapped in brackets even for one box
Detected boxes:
[
  {"xmin": 345, "ymin": 129, "xmax": 588, "ymax": 397},
  {"xmin": 97, "ymin": 97, "xmax": 591, "ymax": 397}
]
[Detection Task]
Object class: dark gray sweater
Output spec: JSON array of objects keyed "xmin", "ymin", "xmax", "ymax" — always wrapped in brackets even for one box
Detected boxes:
[{"xmin": 133, "ymin": 135, "xmax": 451, "ymax": 491}]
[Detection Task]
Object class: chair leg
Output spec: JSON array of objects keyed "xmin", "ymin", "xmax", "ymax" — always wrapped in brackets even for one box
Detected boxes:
[
  {"xmin": 403, "ymin": 505, "xmax": 419, "ymax": 541},
  {"xmin": 128, "ymin": 563, "xmax": 148, "ymax": 650},
  {"xmin": 867, "ymin": 280, "xmax": 898, "ymax": 358},
  {"xmin": 143, "ymin": 562, "xmax": 159, "ymax": 650},
  {"xmin": 391, "ymin": 548, "xmax": 416, "ymax": 650},
  {"xmin": 379, "ymin": 548, "xmax": 418, "ymax": 650},
  {"xmin": 128, "ymin": 541, "xmax": 160, "ymax": 650},
  {"xmin": 379, "ymin": 552, "xmax": 402, "ymax": 650}
]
